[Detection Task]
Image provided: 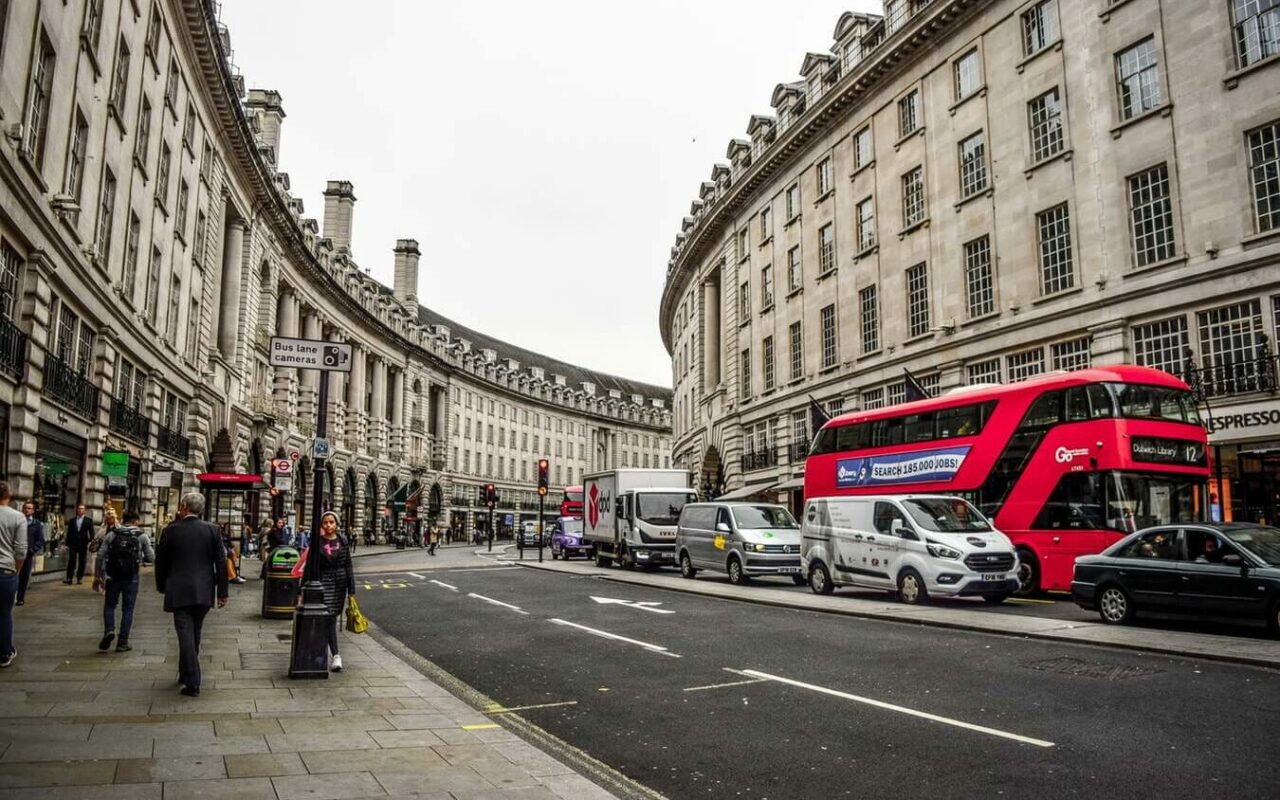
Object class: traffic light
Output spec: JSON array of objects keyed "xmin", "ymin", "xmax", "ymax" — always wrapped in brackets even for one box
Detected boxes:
[
  {"xmin": 537, "ymin": 459, "xmax": 549, "ymax": 496},
  {"xmin": 485, "ymin": 484, "xmax": 497, "ymax": 506}
]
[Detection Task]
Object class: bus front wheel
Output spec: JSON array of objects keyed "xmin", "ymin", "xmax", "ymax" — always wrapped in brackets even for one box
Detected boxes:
[{"xmin": 1014, "ymin": 550, "xmax": 1040, "ymax": 597}]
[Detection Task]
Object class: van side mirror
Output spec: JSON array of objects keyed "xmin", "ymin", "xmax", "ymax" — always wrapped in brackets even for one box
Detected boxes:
[
  {"xmin": 615, "ymin": 498, "xmax": 625, "ymax": 516},
  {"xmin": 715, "ymin": 522, "xmax": 731, "ymax": 534},
  {"xmin": 890, "ymin": 519, "xmax": 916, "ymax": 540}
]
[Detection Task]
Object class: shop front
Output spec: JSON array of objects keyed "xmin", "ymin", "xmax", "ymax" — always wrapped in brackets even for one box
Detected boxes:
[
  {"xmin": 1206, "ymin": 397, "xmax": 1280, "ymax": 525},
  {"xmin": 198, "ymin": 472, "xmax": 265, "ymax": 552},
  {"xmin": 34, "ymin": 421, "xmax": 87, "ymax": 573}
]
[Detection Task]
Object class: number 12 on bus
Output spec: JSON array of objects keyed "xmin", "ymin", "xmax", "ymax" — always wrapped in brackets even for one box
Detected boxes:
[{"xmin": 804, "ymin": 366, "xmax": 1210, "ymax": 594}]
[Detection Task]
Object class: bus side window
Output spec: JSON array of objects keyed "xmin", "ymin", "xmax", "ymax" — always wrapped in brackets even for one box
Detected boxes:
[
  {"xmin": 1024, "ymin": 390, "xmax": 1065, "ymax": 429},
  {"xmin": 903, "ymin": 412, "xmax": 935, "ymax": 443},
  {"xmin": 1087, "ymin": 385, "xmax": 1115, "ymax": 418}
]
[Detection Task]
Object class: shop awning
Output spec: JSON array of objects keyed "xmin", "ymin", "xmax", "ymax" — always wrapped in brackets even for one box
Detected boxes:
[
  {"xmin": 197, "ymin": 472, "xmax": 265, "ymax": 487},
  {"xmin": 772, "ymin": 476, "xmax": 805, "ymax": 492},
  {"xmin": 715, "ymin": 482, "xmax": 776, "ymax": 501}
]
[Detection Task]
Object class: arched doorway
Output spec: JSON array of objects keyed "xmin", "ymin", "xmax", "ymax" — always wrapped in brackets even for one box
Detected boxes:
[
  {"xmin": 407, "ymin": 478, "xmax": 422, "ymax": 545},
  {"xmin": 386, "ymin": 475, "xmax": 400, "ymax": 541},
  {"xmin": 362, "ymin": 473, "xmax": 378, "ymax": 545},
  {"xmin": 342, "ymin": 468, "xmax": 357, "ymax": 535},
  {"xmin": 428, "ymin": 483, "xmax": 443, "ymax": 527},
  {"xmin": 699, "ymin": 446, "xmax": 724, "ymax": 501}
]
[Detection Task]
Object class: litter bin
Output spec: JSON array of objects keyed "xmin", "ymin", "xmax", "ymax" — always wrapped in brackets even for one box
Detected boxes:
[{"xmin": 262, "ymin": 546, "xmax": 301, "ymax": 619}]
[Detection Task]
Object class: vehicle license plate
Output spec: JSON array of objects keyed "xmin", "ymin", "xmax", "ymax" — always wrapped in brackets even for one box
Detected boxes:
[
  {"xmin": 981, "ymin": 573, "xmax": 1004, "ymax": 581},
  {"xmin": 777, "ymin": 567, "xmax": 800, "ymax": 574}
]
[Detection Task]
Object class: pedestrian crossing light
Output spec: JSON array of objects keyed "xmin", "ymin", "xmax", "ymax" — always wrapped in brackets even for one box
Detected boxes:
[
  {"xmin": 485, "ymin": 483, "xmax": 497, "ymax": 507},
  {"xmin": 537, "ymin": 459, "xmax": 549, "ymax": 496}
]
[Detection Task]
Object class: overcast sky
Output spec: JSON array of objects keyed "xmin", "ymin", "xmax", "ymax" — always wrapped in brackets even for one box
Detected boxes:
[{"xmin": 220, "ymin": 0, "xmax": 878, "ymax": 387}]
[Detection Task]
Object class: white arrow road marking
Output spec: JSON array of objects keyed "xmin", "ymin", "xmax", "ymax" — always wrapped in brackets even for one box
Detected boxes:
[
  {"xmin": 408, "ymin": 572, "xmax": 427, "ymax": 580},
  {"xmin": 468, "ymin": 593, "xmax": 529, "ymax": 615},
  {"xmin": 589, "ymin": 596, "xmax": 675, "ymax": 614},
  {"xmin": 741, "ymin": 669, "xmax": 1054, "ymax": 748},
  {"xmin": 548, "ymin": 618, "xmax": 681, "ymax": 658},
  {"xmin": 429, "ymin": 580, "xmax": 458, "ymax": 591}
]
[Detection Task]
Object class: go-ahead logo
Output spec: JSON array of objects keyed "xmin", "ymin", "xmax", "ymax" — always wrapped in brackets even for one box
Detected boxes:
[{"xmin": 1054, "ymin": 446, "xmax": 1090, "ymax": 463}]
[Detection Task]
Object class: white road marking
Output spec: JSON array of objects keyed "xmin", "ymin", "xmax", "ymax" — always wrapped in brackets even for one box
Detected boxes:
[
  {"xmin": 468, "ymin": 593, "xmax": 529, "ymax": 615},
  {"xmin": 429, "ymin": 580, "xmax": 458, "ymax": 591},
  {"xmin": 548, "ymin": 618, "xmax": 681, "ymax": 658},
  {"xmin": 408, "ymin": 572, "xmax": 427, "ymax": 579},
  {"xmin": 486, "ymin": 700, "xmax": 579, "ymax": 714},
  {"xmin": 683, "ymin": 678, "xmax": 767, "ymax": 693},
  {"xmin": 741, "ymin": 669, "xmax": 1055, "ymax": 748},
  {"xmin": 589, "ymin": 596, "xmax": 675, "ymax": 614}
]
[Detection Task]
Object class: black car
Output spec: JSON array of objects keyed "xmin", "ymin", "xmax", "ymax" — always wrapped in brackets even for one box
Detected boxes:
[{"xmin": 1072, "ymin": 523, "xmax": 1280, "ymax": 634}]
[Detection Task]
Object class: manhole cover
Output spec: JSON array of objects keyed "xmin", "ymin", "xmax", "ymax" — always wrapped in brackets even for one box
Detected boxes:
[{"xmin": 1022, "ymin": 656, "xmax": 1162, "ymax": 680}]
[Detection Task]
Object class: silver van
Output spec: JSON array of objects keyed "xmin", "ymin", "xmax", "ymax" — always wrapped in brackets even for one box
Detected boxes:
[{"xmin": 676, "ymin": 502, "xmax": 806, "ymax": 586}]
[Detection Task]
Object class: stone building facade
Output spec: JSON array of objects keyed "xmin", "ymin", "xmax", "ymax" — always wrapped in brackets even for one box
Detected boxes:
[
  {"xmin": 658, "ymin": 0, "xmax": 1280, "ymax": 519},
  {"xmin": 0, "ymin": 0, "xmax": 670, "ymax": 563}
]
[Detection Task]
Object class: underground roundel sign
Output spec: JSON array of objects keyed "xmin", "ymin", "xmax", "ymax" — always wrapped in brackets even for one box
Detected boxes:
[{"xmin": 588, "ymin": 483, "xmax": 600, "ymax": 530}]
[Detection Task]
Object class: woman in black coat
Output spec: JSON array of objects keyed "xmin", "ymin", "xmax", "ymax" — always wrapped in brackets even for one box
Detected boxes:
[{"xmin": 316, "ymin": 511, "xmax": 356, "ymax": 672}]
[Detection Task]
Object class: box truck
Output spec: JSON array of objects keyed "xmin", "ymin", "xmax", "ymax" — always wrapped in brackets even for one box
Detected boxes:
[{"xmin": 582, "ymin": 469, "xmax": 697, "ymax": 569}]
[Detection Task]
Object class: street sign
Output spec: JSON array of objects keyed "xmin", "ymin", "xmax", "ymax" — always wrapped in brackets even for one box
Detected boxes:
[
  {"xmin": 312, "ymin": 438, "xmax": 331, "ymax": 460},
  {"xmin": 274, "ymin": 475, "xmax": 293, "ymax": 492},
  {"xmin": 271, "ymin": 458, "xmax": 292, "ymax": 474},
  {"xmin": 269, "ymin": 336, "xmax": 353, "ymax": 372},
  {"xmin": 102, "ymin": 451, "xmax": 129, "ymax": 477},
  {"xmin": 290, "ymin": 451, "xmax": 300, "ymax": 461}
]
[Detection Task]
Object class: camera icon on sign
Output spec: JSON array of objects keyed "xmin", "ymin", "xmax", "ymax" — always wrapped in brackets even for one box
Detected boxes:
[{"xmin": 322, "ymin": 345, "xmax": 349, "ymax": 368}]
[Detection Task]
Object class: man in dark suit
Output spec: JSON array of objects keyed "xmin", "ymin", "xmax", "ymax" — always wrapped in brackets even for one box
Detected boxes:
[
  {"xmin": 64, "ymin": 503, "xmax": 93, "ymax": 584},
  {"xmin": 155, "ymin": 492, "xmax": 228, "ymax": 697}
]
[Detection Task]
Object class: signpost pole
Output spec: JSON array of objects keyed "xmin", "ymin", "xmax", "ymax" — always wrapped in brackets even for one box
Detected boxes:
[
  {"xmin": 289, "ymin": 373, "xmax": 330, "ymax": 679},
  {"xmin": 487, "ymin": 506, "xmax": 493, "ymax": 552},
  {"xmin": 538, "ymin": 493, "xmax": 544, "ymax": 563}
]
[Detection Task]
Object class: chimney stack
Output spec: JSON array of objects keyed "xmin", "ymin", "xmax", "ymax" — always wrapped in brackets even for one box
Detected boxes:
[
  {"xmin": 393, "ymin": 239, "xmax": 420, "ymax": 315},
  {"xmin": 245, "ymin": 89, "xmax": 285, "ymax": 164},
  {"xmin": 322, "ymin": 181, "xmax": 356, "ymax": 253}
]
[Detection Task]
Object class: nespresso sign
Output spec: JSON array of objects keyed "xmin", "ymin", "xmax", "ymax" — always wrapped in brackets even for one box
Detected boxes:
[
  {"xmin": 1205, "ymin": 400, "xmax": 1280, "ymax": 442},
  {"xmin": 1131, "ymin": 437, "xmax": 1207, "ymax": 466}
]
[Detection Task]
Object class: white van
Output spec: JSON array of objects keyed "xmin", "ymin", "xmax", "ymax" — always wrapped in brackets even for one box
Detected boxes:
[
  {"xmin": 800, "ymin": 495, "xmax": 1019, "ymax": 604},
  {"xmin": 675, "ymin": 502, "xmax": 806, "ymax": 586}
]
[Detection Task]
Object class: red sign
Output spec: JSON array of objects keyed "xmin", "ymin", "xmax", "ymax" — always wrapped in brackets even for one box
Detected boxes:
[
  {"xmin": 290, "ymin": 451, "xmax": 301, "ymax": 461},
  {"xmin": 197, "ymin": 473, "xmax": 263, "ymax": 486},
  {"xmin": 587, "ymin": 482, "xmax": 600, "ymax": 529}
]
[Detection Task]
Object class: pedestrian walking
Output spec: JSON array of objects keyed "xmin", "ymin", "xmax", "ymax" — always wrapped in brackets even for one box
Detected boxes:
[
  {"xmin": 315, "ymin": 511, "xmax": 355, "ymax": 672},
  {"xmin": 94, "ymin": 511, "xmax": 154, "ymax": 653},
  {"xmin": 154, "ymin": 493, "xmax": 228, "ymax": 697},
  {"xmin": 15, "ymin": 501, "xmax": 45, "ymax": 605},
  {"xmin": 0, "ymin": 483, "xmax": 28, "ymax": 668},
  {"xmin": 427, "ymin": 526, "xmax": 437, "ymax": 556},
  {"xmin": 221, "ymin": 524, "xmax": 246, "ymax": 584},
  {"xmin": 64, "ymin": 503, "xmax": 93, "ymax": 585}
]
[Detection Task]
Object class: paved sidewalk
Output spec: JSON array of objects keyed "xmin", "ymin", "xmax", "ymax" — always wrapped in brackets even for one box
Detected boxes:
[{"xmin": 0, "ymin": 564, "xmax": 620, "ymax": 799}]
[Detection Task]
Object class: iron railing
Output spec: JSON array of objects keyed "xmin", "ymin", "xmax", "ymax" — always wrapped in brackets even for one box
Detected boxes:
[
  {"xmin": 1178, "ymin": 354, "xmax": 1278, "ymax": 400},
  {"xmin": 156, "ymin": 425, "xmax": 190, "ymax": 460},
  {"xmin": 0, "ymin": 316, "xmax": 27, "ymax": 381},
  {"xmin": 786, "ymin": 438, "xmax": 811, "ymax": 463},
  {"xmin": 740, "ymin": 447, "xmax": 777, "ymax": 472},
  {"xmin": 109, "ymin": 398, "xmax": 150, "ymax": 445},
  {"xmin": 44, "ymin": 355, "xmax": 99, "ymax": 418}
]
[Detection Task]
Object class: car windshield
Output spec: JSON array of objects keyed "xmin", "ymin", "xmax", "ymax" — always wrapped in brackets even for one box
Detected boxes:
[
  {"xmin": 902, "ymin": 498, "xmax": 993, "ymax": 533},
  {"xmin": 732, "ymin": 505, "xmax": 799, "ymax": 529},
  {"xmin": 636, "ymin": 493, "xmax": 695, "ymax": 525},
  {"xmin": 1223, "ymin": 526, "xmax": 1280, "ymax": 566},
  {"xmin": 558, "ymin": 519, "xmax": 583, "ymax": 535}
]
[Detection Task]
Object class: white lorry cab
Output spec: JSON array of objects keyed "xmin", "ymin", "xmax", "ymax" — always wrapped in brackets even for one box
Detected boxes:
[
  {"xmin": 582, "ymin": 469, "xmax": 697, "ymax": 569},
  {"xmin": 800, "ymin": 494, "xmax": 1020, "ymax": 604}
]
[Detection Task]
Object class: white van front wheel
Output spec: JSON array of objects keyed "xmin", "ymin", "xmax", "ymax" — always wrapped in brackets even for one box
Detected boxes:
[
  {"xmin": 809, "ymin": 562, "xmax": 834, "ymax": 595},
  {"xmin": 897, "ymin": 569, "xmax": 929, "ymax": 605}
]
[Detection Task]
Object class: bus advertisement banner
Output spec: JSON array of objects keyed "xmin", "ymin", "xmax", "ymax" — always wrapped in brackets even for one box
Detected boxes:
[{"xmin": 836, "ymin": 446, "xmax": 971, "ymax": 488}]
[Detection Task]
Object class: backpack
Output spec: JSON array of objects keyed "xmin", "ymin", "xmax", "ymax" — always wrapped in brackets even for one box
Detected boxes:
[{"xmin": 105, "ymin": 528, "xmax": 141, "ymax": 582}]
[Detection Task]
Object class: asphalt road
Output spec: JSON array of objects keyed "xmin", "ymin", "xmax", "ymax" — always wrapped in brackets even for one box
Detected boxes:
[{"xmin": 358, "ymin": 566, "xmax": 1280, "ymax": 799}]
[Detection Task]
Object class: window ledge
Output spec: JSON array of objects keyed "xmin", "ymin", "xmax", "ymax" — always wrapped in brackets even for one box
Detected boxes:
[
  {"xmin": 1017, "ymin": 39, "xmax": 1062, "ymax": 74},
  {"xmin": 858, "ymin": 349, "xmax": 882, "ymax": 361},
  {"xmin": 182, "ymin": 137, "xmax": 194, "ymax": 157},
  {"xmin": 816, "ymin": 267, "xmax": 838, "ymax": 283},
  {"xmin": 133, "ymin": 154, "xmax": 150, "ymax": 182},
  {"xmin": 759, "ymin": 303, "xmax": 775, "ymax": 316},
  {"xmin": 1241, "ymin": 227, "xmax": 1280, "ymax": 250},
  {"xmin": 1123, "ymin": 253, "xmax": 1188, "ymax": 277},
  {"xmin": 961, "ymin": 310, "xmax": 1000, "ymax": 328},
  {"xmin": 738, "ymin": 254, "xmax": 751, "ymax": 264},
  {"xmin": 786, "ymin": 287, "xmax": 803, "ymax": 300},
  {"xmin": 80, "ymin": 35, "xmax": 103, "ymax": 80},
  {"xmin": 1024, "ymin": 148, "xmax": 1073, "ymax": 179},
  {"xmin": 761, "ymin": 388, "xmax": 776, "ymax": 399},
  {"xmin": 108, "ymin": 105, "xmax": 127, "ymax": 138},
  {"xmin": 1110, "ymin": 103, "xmax": 1172, "ymax": 139},
  {"xmin": 785, "ymin": 213, "xmax": 802, "ymax": 228},
  {"xmin": 894, "ymin": 126, "xmax": 926, "ymax": 151},
  {"xmin": 1225, "ymin": 52, "xmax": 1280, "ymax": 89},
  {"xmin": 948, "ymin": 86, "xmax": 987, "ymax": 116},
  {"xmin": 154, "ymin": 198, "xmax": 169, "ymax": 218},
  {"xmin": 787, "ymin": 377, "xmax": 805, "ymax": 387},
  {"xmin": 903, "ymin": 332, "xmax": 934, "ymax": 346},
  {"xmin": 738, "ymin": 318, "xmax": 752, "ymax": 330},
  {"xmin": 814, "ymin": 189, "xmax": 835, "ymax": 206},
  {"xmin": 954, "ymin": 187, "xmax": 993, "ymax": 212},
  {"xmin": 898, "ymin": 218, "xmax": 930, "ymax": 239},
  {"xmin": 818, "ymin": 365, "xmax": 840, "ymax": 376},
  {"xmin": 852, "ymin": 243, "xmax": 878, "ymax": 261},
  {"xmin": 850, "ymin": 159, "xmax": 876, "ymax": 180},
  {"xmin": 1032, "ymin": 285, "xmax": 1084, "ymax": 306},
  {"xmin": 1099, "ymin": 0, "xmax": 1140, "ymax": 22},
  {"xmin": 758, "ymin": 234, "xmax": 773, "ymax": 248},
  {"xmin": 17, "ymin": 151, "xmax": 50, "ymax": 194}
]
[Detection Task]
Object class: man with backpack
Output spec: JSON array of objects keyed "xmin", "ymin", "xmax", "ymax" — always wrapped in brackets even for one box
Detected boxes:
[{"xmin": 93, "ymin": 511, "xmax": 154, "ymax": 653}]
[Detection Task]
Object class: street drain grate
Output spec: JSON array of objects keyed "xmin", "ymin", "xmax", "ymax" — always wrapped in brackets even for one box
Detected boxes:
[{"xmin": 1022, "ymin": 656, "xmax": 1162, "ymax": 681}]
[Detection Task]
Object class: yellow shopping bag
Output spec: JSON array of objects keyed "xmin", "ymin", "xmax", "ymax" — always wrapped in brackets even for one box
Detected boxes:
[{"xmin": 345, "ymin": 595, "xmax": 369, "ymax": 634}]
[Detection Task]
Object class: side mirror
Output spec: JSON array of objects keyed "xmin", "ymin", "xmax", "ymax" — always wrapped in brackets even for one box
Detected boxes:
[
  {"xmin": 715, "ymin": 522, "xmax": 731, "ymax": 534},
  {"xmin": 1221, "ymin": 553, "xmax": 1244, "ymax": 568},
  {"xmin": 615, "ymin": 498, "xmax": 625, "ymax": 516}
]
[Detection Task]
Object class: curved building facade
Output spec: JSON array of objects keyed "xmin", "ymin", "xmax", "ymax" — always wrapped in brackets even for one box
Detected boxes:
[
  {"xmin": 659, "ymin": 0, "xmax": 1280, "ymax": 519},
  {"xmin": 0, "ymin": 0, "xmax": 670, "ymax": 564}
]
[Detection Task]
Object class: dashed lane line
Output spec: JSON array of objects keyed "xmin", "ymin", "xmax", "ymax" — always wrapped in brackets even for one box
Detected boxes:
[
  {"xmin": 683, "ymin": 678, "xmax": 768, "ymax": 692},
  {"xmin": 408, "ymin": 572, "xmax": 427, "ymax": 579},
  {"xmin": 548, "ymin": 618, "xmax": 681, "ymax": 658},
  {"xmin": 486, "ymin": 701, "xmax": 579, "ymax": 714},
  {"xmin": 468, "ymin": 593, "xmax": 530, "ymax": 615},
  {"xmin": 430, "ymin": 579, "xmax": 459, "ymax": 591}
]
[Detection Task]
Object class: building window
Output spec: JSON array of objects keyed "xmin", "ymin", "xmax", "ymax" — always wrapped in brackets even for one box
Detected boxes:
[
  {"xmin": 94, "ymin": 170, "xmax": 116, "ymax": 266},
  {"xmin": 200, "ymin": 140, "xmax": 212, "ymax": 182},
  {"xmin": 860, "ymin": 286, "xmax": 879, "ymax": 353},
  {"xmin": 785, "ymin": 183, "xmax": 800, "ymax": 220},
  {"xmin": 82, "ymin": 0, "xmax": 105, "ymax": 51},
  {"xmin": 958, "ymin": 131, "xmax": 988, "ymax": 197},
  {"xmin": 192, "ymin": 211, "xmax": 206, "ymax": 269},
  {"xmin": 854, "ymin": 126, "xmax": 872, "ymax": 170},
  {"xmin": 789, "ymin": 321, "xmax": 803, "ymax": 380},
  {"xmin": 156, "ymin": 141, "xmax": 172, "ymax": 208},
  {"xmin": 862, "ymin": 387, "xmax": 885, "ymax": 410},
  {"xmin": 0, "ymin": 241, "xmax": 21, "ymax": 320},
  {"xmin": 183, "ymin": 102, "xmax": 195, "ymax": 151},
  {"xmin": 1037, "ymin": 203, "xmax": 1074, "ymax": 295},
  {"xmin": 1050, "ymin": 337, "xmax": 1091, "ymax": 371},
  {"xmin": 761, "ymin": 265, "xmax": 774, "ymax": 307},
  {"xmin": 145, "ymin": 246, "xmax": 161, "ymax": 318},
  {"xmin": 175, "ymin": 180, "xmax": 190, "ymax": 238},
  {"xmin": 967, "ymin": 358, "xmax": 1002, "ymax": 384},
  {"xmin": 167, "ymin": 274, "xmax": 181, "ymax": 344},
  {"xmin": 887, "ymin": 382, "xmax": 906, "ymax": 406},
  {"xmin": 738, "ymin": 280, "xmax": 750, "ymax": 321},
  {"xmin": 902, "ymin": 166, "xmax": 925, "ymax": 227},
  {"xmin": 818, "ymin": 224, "xmax": 835, "ymax": 275},
  {"xmin": 759, "ymin": 206, "xmax": 771, "ymax": 240},
  {"xmin": 898, "ymin": 90, "xmax": 920, "ymax": 138},
  {"xmin": 66, "ymin": 111, "xmax": 89, "ymax": 207},
  {"xmin": 122, "ymin": 213, "xmax": 141, "ymax": 294},
  {"xmin": 817, "ymin": 157, "xmax": 833, "ymax": 196},
  {"xmin": 737, "ymin": 228, "xmax": 749, "ymax": 260},
  {"xmin": 1231, "ymin": 0, "xmax": 1279, "ymax": 68},
  {"xmin": 1007, "ymin": 348, "xmax": 1046, "ymax": 382},
  {"xmin": 954, "ymin": 49, "xmax": 981, "ymax": 100},
  {"xmin": 1022, "ymin": 0, "xmax": 1059, "ymax": 56},
  {"xmin": 109, "ymin": 39, "xmax": 130, "ymax": 114},
  {"xmin": 1247, "ymin": 120, "xmax": 1280, "ymax": 233},
  {"xmin": 185, "ymin": 298, "xmax": 199, "ymax": 362},
  {"xmin": 1028, "ymin": 88, "xmax": 1064, "ymax": 163},
  {"xmin": 1198, "ymin": 300, "xmax": 1263, "ymax": 372},
  {"xmin": 856, "ymin": 197, "xmax": 876, "ymax": 251},
  {"xmin": 23, "ymin": 34, "xmax": 56, "ymax": 169},
  {"xmin": 792, "ymin": 409, "xmax": 808, "ymax": 445},
  {"xmin": 906, "ymin": 263, "xmax": 930, "ymax": 338},
  {"xmin": 135, "ymin": 97, "xmax": 153, "ymax": 168},
  {"xmin": 787, "ymin": 245, "xmax": 801, "ymax": 291},
  {"xmin": 763, "ymin": 336, "xmax": 775, "ymax": 391},
  {"xmin": 963, "ymin": 235, "xmax": 994, "ymax": 318},
  {"xmin": 821, "ymin": 304, "xmax": 837, "ymax": 369},
  {"xmin": 1116, "ymin": 37, "xmax": 1162, "ymax": 120},
  {"xmin": 826, "ymin": 398, "xmax": 844, "ymax": 417},
  {"xmin": 144, "ymin": 4, "xmax": 162, "ymax": 63},
  {"xmin": 1128, "ymin": 164, "xmax": 1175, "ymax": 266},
  {"xmin": 164, "ymin": 55, "xmax": 179, "ymax": 110},
  {"xmin": 740, "ymin": 348, "xmax": 751, "ymax": 399}
]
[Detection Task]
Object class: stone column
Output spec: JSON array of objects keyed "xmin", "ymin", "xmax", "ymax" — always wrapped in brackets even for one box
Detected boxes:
[
  {"xmin": 327, "ymin": 330, "xmax": 345, "ymax": 444},
  {"xmin": 272, "ymin": 286, "xmax": 298, "ymax": 413},
  {"xmin": 1089, "ymin": 318, "xmax": 1130, "ymax": 365},
  {"xmin": 370, "ymin": 358, "xmax": 387, "ymax": 453},
  {"xmin": 5, "ymin": 251, "xmax": 56, "ymax": 501},
  {"xmin": 390, "ymin": 367, "xmax": 405, "ymax": 457},
  {"xmin": 217, "ymin": 218, "xmax": 246, "ymax": 361},
  {"xmin": 85, "ymin": 327, "xmax": 120, "ymax": 516},
  {"xmin": 346, "ymin": 345, "xmax": 366, "ymax": 453},
  {"xmin": 937, "ymin": 360, "xmax": 966, "ymax": 394},
  {"xmin": 298, "ymin": 311, "xmax": 320, "ymax": 427}
]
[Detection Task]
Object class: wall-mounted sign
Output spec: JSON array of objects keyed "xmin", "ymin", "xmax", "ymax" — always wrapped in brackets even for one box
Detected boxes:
[
  {"xmin": 102, "ymin": 451, "xmax": 129, "ymax": 478},
  {"xmin": 269, "ymin": 337, "xmax": 353, "ymax": 372},
  {"xmin": 1205, "ymin": 400, "xmax": 1280, "ymax": 443}
]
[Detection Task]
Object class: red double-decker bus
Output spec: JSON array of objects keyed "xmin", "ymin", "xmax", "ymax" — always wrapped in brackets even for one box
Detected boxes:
[
  {"xmin": 804, "ymin": 366, "xmax": 1210, "ymax": 594},
  {"xmin": 560, "ymin": 485, "xmax": 583, "ymax": 518}
]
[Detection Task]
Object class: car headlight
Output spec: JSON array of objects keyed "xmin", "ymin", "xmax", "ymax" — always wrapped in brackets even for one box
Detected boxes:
[{"xmin": 926, "ymin": 541, "xmax": 962, "ymax": 559}]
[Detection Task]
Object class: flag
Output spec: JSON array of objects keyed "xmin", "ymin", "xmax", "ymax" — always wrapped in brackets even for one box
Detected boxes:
[
  {"xmin": 808, "ymin": 395, "xmax": 831, "ymax": 439},
  {"xmin": 903, "ymin": 368, "xmax": 932, "ymax": 402}
]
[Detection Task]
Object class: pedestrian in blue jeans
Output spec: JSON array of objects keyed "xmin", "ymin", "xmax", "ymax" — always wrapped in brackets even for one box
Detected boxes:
[
  {"xmin": 93, "ymin": 511, "xmax": 154, "ymax": 653},
  {"xmin": 0, "ymin": 482, "xmax": 29, "ymax": 668}
]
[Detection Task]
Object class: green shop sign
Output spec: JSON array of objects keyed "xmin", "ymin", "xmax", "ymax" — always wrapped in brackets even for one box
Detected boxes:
[{"xmin": 102, "ymin": 451, "xmax": 130, "ymax": 478}]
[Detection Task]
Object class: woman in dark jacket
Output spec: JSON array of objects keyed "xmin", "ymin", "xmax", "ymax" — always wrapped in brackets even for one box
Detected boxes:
[{"xmin": 316, "ymin": 511, "xmax": 355, "ymax": 672}]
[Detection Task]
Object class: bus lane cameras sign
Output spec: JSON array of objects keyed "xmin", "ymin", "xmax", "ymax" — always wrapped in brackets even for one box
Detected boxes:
[{"xmin": 269, "ymin": 337, "xmax": 353, "ymax": 372}]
